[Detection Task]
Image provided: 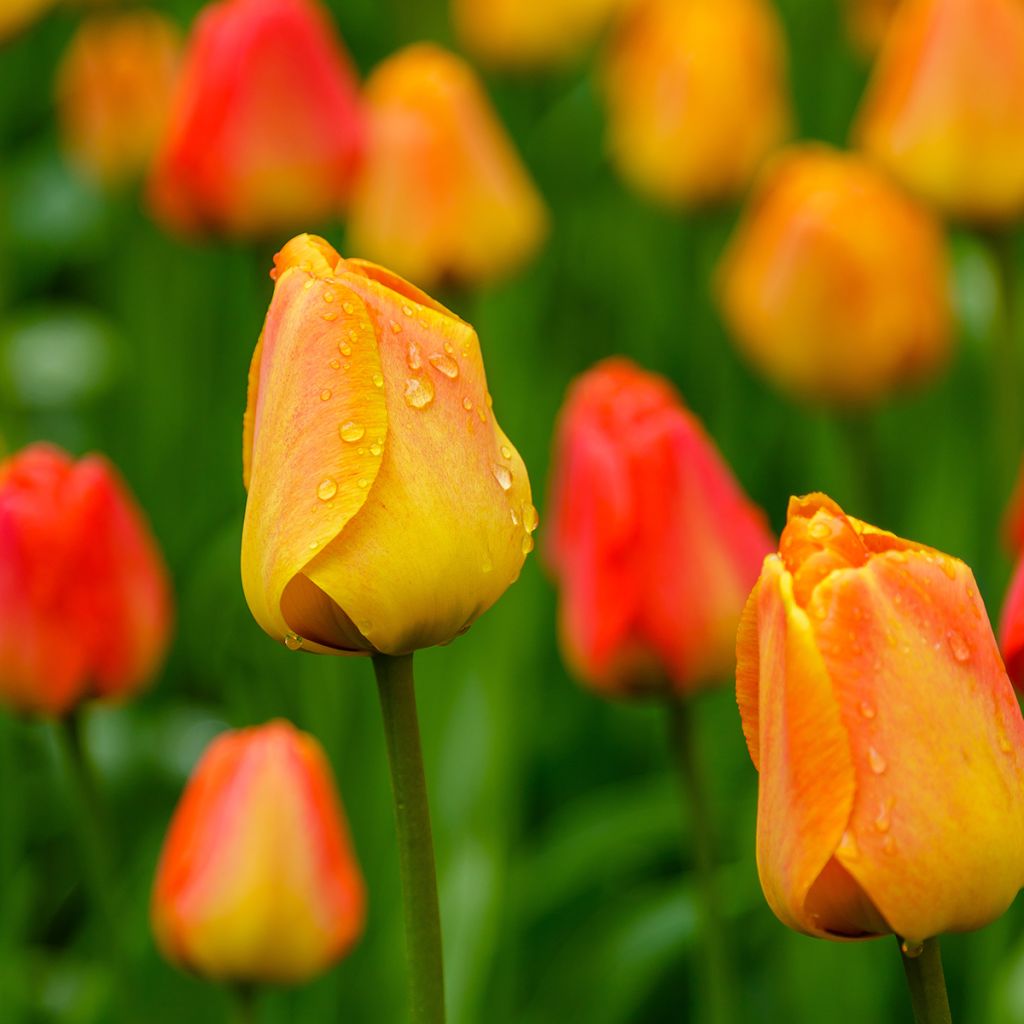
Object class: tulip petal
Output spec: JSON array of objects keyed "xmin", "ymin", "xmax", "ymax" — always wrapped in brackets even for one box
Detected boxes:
[
  {"xmin": 735, "ymin": 579, "xmax": 762, "ymax": 767},
  {"xmin": 750, "ymin": 556, "xmax": 857, "ymax": 936},
  {"xmin": 240, "ymin": 267, "xmax": 387, "ymax": 649},
  {"xmin": 811, "ymin": 550, "xmax": 1024, "ymax": 942},
  {"xmin": 999, "ymin": 553, "xmax": 1024, "ymax": 688}
]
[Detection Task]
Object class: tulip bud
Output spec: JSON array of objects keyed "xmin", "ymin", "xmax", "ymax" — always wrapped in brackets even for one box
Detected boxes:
[
  {"xmin": 601, "ymin": 0, "xmax": 791, "ymax": 208},
  {"xmin": 241, "ymin": 234, "xmax": 536, "ymax": 656},
  {"xmin": 716, "ymin": 145, "xmax": 952, "ymax": 405},
  {"xmin": 451, "ymin": 0, "xmax": 621, "ymax": 70},
  {"xmin": 545, "ymin": 358, "xmax": 774, "ymax": 696},
  {"xmin": 738, "ymin": 493, "xmax": 1024, "ymax": 944},
  {"xmin": 56, "ymin": 11, "xmax": 181, "ymax": 188},
  {"xmin": 347, "ymin": 44, "xmax": 547, "ymax": 288},
  {"xmin": 152, "ymin": 720, "xmax": 364, "ymax": 983},
  {"xmin": 854, "ymin": 0, "xmax": 1024, "ymax": 223},
  {"xmin": 0, "ymin": 444, "xmax": 171, "ymax": 716},
  {"xmin": 147, "ymin": 0, "xmax": 364, "ymax": 237}
]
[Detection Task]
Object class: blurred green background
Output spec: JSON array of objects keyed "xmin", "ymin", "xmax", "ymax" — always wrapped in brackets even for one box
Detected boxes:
[{"xmin": 1, "ymin": 1, "xmax": 1023, "ymax": 1021}]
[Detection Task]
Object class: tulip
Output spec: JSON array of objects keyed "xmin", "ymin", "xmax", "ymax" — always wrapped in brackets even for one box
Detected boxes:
[
  {"xmin": 347, "ymin": 44, "xmax": 548, "ymax": 288},
  {"xmin": 999, "ymin": 555, "xmax": 1024, "ymax": 691},
  {"xmin": 716, "ymin": 145, "xmax": 952, "ymax": 405},
  {"xmin": 147, "ymin": 0, "xmax": 364, "ymax": 237},
  {"xmin": 854, "ymin": 0, "xmax": 1024, "ymax": 223},
  {"xmin": 152, "ymin": 720, "xmax": 365, "ymax": 983},
  {"xmin": 0, "ymin": 0, "xmax": 54, "ymax": 41},
  {"xmin": 738, "ymin": 493, "xmax": 1024, "ymax": 946},
  {"xmin": 56, "ymin": 11, "xmax": 181, "ymax": 187},
  {"xmin": 842, "ymin": 0, "xmax": 901, "ymax": 54},
  {"xmin": 0, "ymin": 443, "xmax": 171, "ymax": 716},
  {"xmin": 546, "ymin": 358, "xmax": 775, "ymax": 696},
  {"xmin": 601, "ymin": 0, "xmax": 791, "ymax": 208},
  {"xmin": 241, "ymin": 233, "xmax": 536, "ymax": 656},
  {"xmin": 451, "ymin": 0, "xmax": 621, "ymax": 70}
]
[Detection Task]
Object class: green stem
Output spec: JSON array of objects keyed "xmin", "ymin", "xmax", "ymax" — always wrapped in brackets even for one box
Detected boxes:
[
  {"xmin": 899, "ymin": 937, "xmax": 953, "ymax": 1024},
  {"xmin": 372, "ymin": 654, "xmax": 446, "ymax": 1024},
  {"xmin": 231, "ymin": 984, "xmax": 257, "ymax": 1024},
  {"xmin": 666, "ymin": 697, "xmax": 734, "ymax": 1024},
  {"xmin": 986, "ymin": 229, "xmax": 1020, "ymax": 490}
]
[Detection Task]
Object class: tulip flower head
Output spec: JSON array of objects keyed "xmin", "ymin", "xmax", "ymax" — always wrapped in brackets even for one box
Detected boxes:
[
  {"xmin": 545, "ymin": 358, "xmax": 774, "ymax": 696},
  {"xmin": 241, "ymin": 234, "xmax": 536, "ymax": 657},
  {"xmin": 854, "ymin": 0, "xmax": 1024, "ymax": 223},
  {"xmin": 716, "ymin": 145, "xmax": 952, "ymax": 406},
  {"xmin": 152, "ymin": 720, "xmax": 364, "ymax": 983},
  {"xmin": 56, "ymin": 10, "xmax": 181, "ymax": 187},
  {"xmin": 148, "ymin": 0, "xmax": 364, "ymax": 237},
  {"xmin": 738, "ymin": 494, "xmax": 1024, "ymax": 944},
  {"xmin": 347, "ymin": 44, "xmax": 548, "ymax": 288},
  {"xmin": 0, "ymin": 444, "xmax": 171, "ymax": 716},
  {"xmin": 999, "ymin": 555, "xmax": 1024, "ymax": 691},
  {"xmin": 602, "ymin": 0, "xmax": 791, "ymax": 208}
]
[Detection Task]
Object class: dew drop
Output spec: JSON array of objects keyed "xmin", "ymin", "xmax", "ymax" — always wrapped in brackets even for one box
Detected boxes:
[
  {"xmin": 339, "ymin": 422, "xmax": 365, "ymax": 443},
  {"xmin": 372, "ymin": 372, "xmax": 384, "ymax": 388},
  {"xmin": 329, "ymin": 358, "xmax": 340, "ymax": 370},
  {"xmin": 402, "ymin": 304, "xmax": 414, "ymax": 317},
  {"xmin": 444, "ymin": 341, "xmax": 454, "ymax": 355},
  {"xmin": 404, "ymin": 376, "xmax": 435, "ymax": 409},
  {"xmin": 342, "ymin": 301, "xmax": 354, "ymax": 314},
  {"xmin": 901, "ymin": 939, "xmax": 924, "ymax": 958},
  {"xmin": 492, "ymin": 465, "xmax": 513, "ymax": 491},
  {"xmin": 324, "ymin": 290, "xmax": 334, "ymax": 302},
  {"xmin": 947, "ymin": 630, "xmax": 970, "ymax": 662},
  {"xmin": 317, "ymin": 478, "xmax": 338, "ymax": 501},
  {"xmin": 284, "ymin": 632, "xmax": 304, "ymax": 651},
  {"xmin": 477, "ymin": 407, "xmax": 486, "ymax": 423},
  {"xmin": 358, "ymin": 477, "xmax": 368, "ymax": 489},
  {"xmin": 320, "ymin": 389, "xmax": 332, "ymax": 401},
  {"xmin": 370, "ymin": 442, "xmax": 382, "ymax": 456},
  {"xmin": 486, "ymin": 392, "xmax": 494, "ymax": 408},
  {"xmin": 390, "ymin": 319, "xmax": 402, "ymax": 333},
  {"xmin": 522, "ymin": 534, "xmax": 535, "ymax": 555},
  {"xmin": 873, "ymin": 802, "xmax": 891, "ymax": 833},
  {"xmin": 859, "ymin": 700, "xmax": 876, "ymax": 720},
  {"xmin": 407, "ymin": 341, "xmax": 423, "ymax": 370},
  {"xmin": 303, "ymin": 279, "xmax": 314, "ymax": 290},
  {"xmin": 339, "ymin": 342, "xmax": 352, "ymax": 356},
  {"xmin": 510, "ymin": 508, "xmax": 519, "ymax": 526},
  {"xmin": 429, "ymin": 352, "xmax": 459, "ymax": 378},
  {"xmin": 322, "ymin": 311, "xmax": 338, "ymax": 322},
  {"xmin": 523, "ymin": 504, "xmax": 539, "ymax": 533},
  {"xmin": 463, "ymin": 397, "xmax": 474, "ymax": 411},
  {"xmin": 867, "ymin": 746, "xmax": 886, "ymax": 774},
  {"xmin": 500, "ymin": 444, "xmax": 512, "ymax": 460},
  {"xmin": 808, "ymin": 520, "xmax": 831, "ymax": 540}
]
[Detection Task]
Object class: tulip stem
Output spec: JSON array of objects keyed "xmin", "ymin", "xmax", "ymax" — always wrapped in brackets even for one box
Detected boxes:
[
  {"xmin": 666, "ymin": 697, "xmax": 734, "ymax": 1024},
  {"xmin": 231, "ymin": 984, "xmax": 257, "ymax": 1024},
  {"xmin": 899, "ymin": 937, "xmax": 952, "ymax": 1024},
  {"xmin": 373, "ymin": 654, "xmax": 446, "ymax": 1024},
  {"xmin": 986, "ymin": 228, "xmax": 1020, "ymax": 490}
]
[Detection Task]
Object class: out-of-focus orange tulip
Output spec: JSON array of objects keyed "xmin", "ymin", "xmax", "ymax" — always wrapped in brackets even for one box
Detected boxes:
[
  {"xmin": 843, "ymin": 0, "xmax": 901, "ymax": 54},
  {"xmin": 738, "ymin": 493, "xmax": 1024, "ymax": 943},
  {"xmin": 147, "ymin": 0, "xmax": 364, "ymax": 237},
  {"xmin": 0, "ymin": 0, "xmax": 55, "ymax": 41},
  {"xmin": 999, "ymin": 555, "xmax": 1024, "ymax": 690},
  {"xmin": 56, "ymin": 11, "xmax": 181, "ymax": 187},
  {"xmin": 347, "ymin": 44, "xmax": 547, "ymax": 288},
  {"xmin": 602, "ymin": 0, "xmax": 791, "ymax": 208},
  {"xmin": 241, "ymin": 234, "xmax": 536, "ymax": 656},
  {"xmin": 152, "ymin": 720, "xmax": 364, "ymax": 983},
  {"xmin": 452, "ymin": 0, "xmax": 621, "ymax": 70},
  {"xmin": 716, "ymin": 145, "xmax": 952, "ymax": 405},
  {"xmin": 0, "ymin": 443, "xmax": 171, "ymax": 716},
  {"xmin": 854, "ymin": 0, "xmax": 1024, "ymax": 223},
  {"xmin": 545, "ymin": 358, "xmax": 774, "ymax": 696}
]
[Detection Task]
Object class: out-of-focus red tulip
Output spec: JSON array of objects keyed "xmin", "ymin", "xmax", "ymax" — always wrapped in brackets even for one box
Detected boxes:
[
  {"xmin": 152, "ymin": 720, "xmax": 364, "ymax": 983},
  {"xmin": 843, "ymin": 0, "xmax": 901, "ymax": 54},
  {"xmin": 739, "ymin": 494, "xmax": 1024, "ymax": 943},
  {"xmin": 545, "ymin": 358, "xmax": 775, "ymax": 696},
  {"xmin": 716, "ymin": 145, "xmax": 952, "ymax": 405},
  {"xmin": 999, "ymin": 555, "xmax": 1024, "ymax": 690},
  {"xmin": 854, "ymin": 0, "xmax": 1024, "ymax": 223},
  {"xmin": 56, "ymin": 11, "xmax": 181, "ymax": 187},
  {"xmin": 602, "ymin": 0, "xmax": 791, "ymax": 208},
  {"xmin": 347, "ymin": 44, "xmax": 547, "ymax": 288},
  {"xmin": 0, "ymin": 444, "xmax": 171, "ymax": 716},
  {"xmin": 147, "ymin": 0, "xmax": 364, "ymax": 237},
  {"xmin": 452, "ymin": 0, "xmax": 621, "ymax": 70}
]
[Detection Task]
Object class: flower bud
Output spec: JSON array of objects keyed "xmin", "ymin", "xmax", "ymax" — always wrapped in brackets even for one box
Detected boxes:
[
  {"xmin": 739, "ymin": 494, "xmax": 1024, "ymax": 943},
  {"xmin": 148, "ymin": 0, "xmax": 364, "ymax": 237},
  {"xmin": 0, "ymin": 444, "xmax": 171, "ymax": 716},
  {"xmin": 241, "ymin": 234, "xmax": 536, "ymax": 656},
  {"xmin": 56, "ymin": 11, "xmax": 181, "ymax": 187},
  {"xmin": 152, "ymin": 720, "xmax": 364, "ymax": 983},
  {"xmin": 545, "ymin": 358, "xmax": 774, "ymax": 696},
  {"xmin": 347, "ymin": 44, "xmax": 547, "ymax": 288},
  {"xmin": 602, "ymin": 0, "xmax": 791, "ymax": 208},
  {"xmin": 716, "ymin": 145, "xmax": 952, "ymax": 405},
  {"xmin": 854, "ymin": 0, "xmax": 1024, "ymax": 222}
]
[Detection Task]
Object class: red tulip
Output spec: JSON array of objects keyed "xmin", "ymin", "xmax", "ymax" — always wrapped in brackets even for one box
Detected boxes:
[
  {"xmin": 545, "ymin": 358, "xmax": 775, "ymax": 695},
  {"xmin": 148, "ymin": 0, "xmax": 364, "ymax": 237},
  {"xmin": 1000, "ymin": 554, "xmax": 1024, "ymax": 690},
  {"xmin": 0, "ymin": 443, "xmax": 171, "ymax": 715}
]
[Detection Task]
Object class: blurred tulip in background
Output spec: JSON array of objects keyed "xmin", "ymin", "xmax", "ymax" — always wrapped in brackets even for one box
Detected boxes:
[
  {"xmin": 0, "ymin": 0, "xmax": 55, "ymax": 42},
  {"xmin": 716, "ymin": 145, "xmax": 952, "ymax": 405},
  {"xmin": 152, "ymin": 720, "xmax": 365, "ymax": 983},
  {"xmin": 602, "ymin": 0, "xmax": 791, "ymax": 208},
  {"xmin": 147, "ymin": 0, "xmax": 364, "ymax": 237},
  {"xmin": 842, "ymin": 0, "xmax": 901, "ymax": 54},
  {"xmin": 347, "ymin": 44, "xmax": 548, "ymax": 288}
]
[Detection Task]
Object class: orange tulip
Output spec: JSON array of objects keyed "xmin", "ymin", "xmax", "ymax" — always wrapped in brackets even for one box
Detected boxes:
[
  {"xmin": 602, "ymin": 0, "xmax": 791, "ymax": 208},
  {"xmin": 842, "ymin": 0, "xmax": 901, "ymax": 54},
  {"xmin": 716, "ymin": 145, "xmax": 952, "ymax": 405},
  {"xmin": 347, "ymin": 44, "xmax": 547, "ymax": 288},
  {"xmin": 738, "ymin": 493, "xmax": 1024, "ymax": 943},
  {"xmin": 854, "ymin": 0, "xmax": 1024, "ymax": 223},
  {"xmin": 56, "ymin": 10, "xmax": 181, "ymax": 187},
  {"xmin": 452, "ymin": 0, "xmax": 621, "ymax": 69},
  {"xmin": 0, "ymin": 443, "xmax": 171, "ymax": 716},
  {"xmin": 241, "ymin": 234, "xmax": 536, "ymax": 656},
  {"xmin": 152, "ymin": 720, "xmax": 364, "ymax": 983},
  {"xmin": 0, "ymin": 0, "xmax": 55, "ymax": 41},
  {"xmin": 147, "ymin": 0, "xmax": 364, "ymax": 237},
  {"xmin": 545, "ymin": 358, "xmax": 774, "ymax": 696}
]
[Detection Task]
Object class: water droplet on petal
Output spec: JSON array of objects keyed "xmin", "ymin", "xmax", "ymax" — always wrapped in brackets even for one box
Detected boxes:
[
  {"xmin": 342, "ymin": 301, "xmax": 354, "ymax": 314},
  {"xmin": 522, "ymin": 534, "xmax": 535, "ymax": 555},
  {"xmin": 329, "ymin": 358, "xmax": 340, "ymax": 370},
  {"xmin": 320, "ymin": 389, "xmax": 332, "ymax": 401},
  {"xmin": 947, "ymin": 630, "xmax": 970, "ymax": 662},
  {"xmin": 873, "ymin": 802, "xmax": 891, "ymax": 833},
  {"xmin": 492, "ymin": 465, "xmax": 512, "ymax": 491},
  {"xmin": 322, "ymin": 311, "xmax": 338, "ymax": 322},
  {"xmin": 443, "ymin": 341, "xmax": 454, "ymax": 355},
  {"xmin": 901, "ymin": 939, "xmax": 924, "ymax": 958},
  {"xmin": 390, "ymin": 319, "xmax": 402, "ymax": 333},
  {"xmin": 477, "ymin": 407, "xmax": 486, "ymax": 423},
  {"xmin": 429, "ymin": 352, "xmax": 459, "ymax": 378},
  {"xmin": 324, "ymin": 290, "xmax": 334, "ymax": 302},
  {"xmin": 867, "ymin": 746, "xmax": 886, "ymax": 774},
  {"xmin": 317, "ymin": 478, "xmax": 337, "ymax": 501},
  {"xmin": 340, "ymin": 422, "xmax": 365, "ymax": 442},
  {"xmin": 523, "ymin": 504, "xmax": 539, "ymax": 533},
  {"xmin": 404, "ymin": 376, "xmax": 435, "ymax": 409},
  {"xmin": 486, "ymin": 393, "xmax": 494, "ymax": 408},
  {"xmin": 370, "ymin": 442, "xmax": 382, "ymax": 457},
  {"xmin": 284, "ymin": 633, "xmax": 304, "ymax": 651},
  {"xmin": 402, "ymin": 304, "xmax": 414, "ymax": 317},
  {"xmin": 358, "ymin": 478, "xmax": 368, "ymax": 489},
  {"xmin": 510, "ymin": 508, "xmax": 519, "ymax": 526},
  {"xmin": 372, "ymin": 372, "xmax": 384, "ymax": 388},
  {"xmin": 500, "ymin": 444, "xmax": 512, "ymax": 459},
  {"xmin": 463, "ymin": 397, "xmax": 473, "ymax": 411},
  {"xmin": 808, "ymin": 521, "xmax": 831, "ymax": 540},
  {"xmin": 407, "ymin": 341, "xmax": 422, "ymax": 370}
]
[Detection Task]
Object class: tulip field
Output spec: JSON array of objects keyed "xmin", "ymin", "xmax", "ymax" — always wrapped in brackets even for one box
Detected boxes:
[{"xmin": 5, "ymin": 0, "xmax": 1024, "ymax": 1022}]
